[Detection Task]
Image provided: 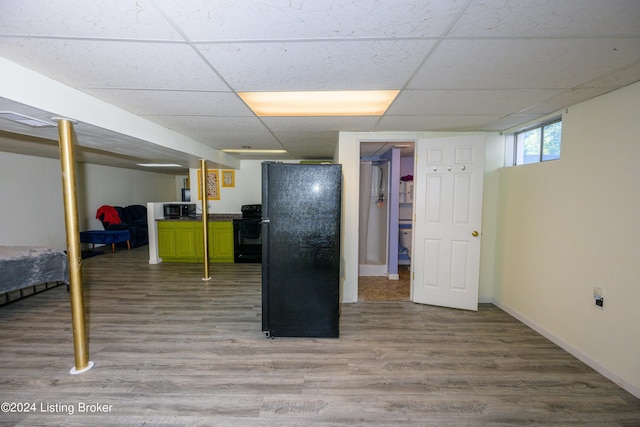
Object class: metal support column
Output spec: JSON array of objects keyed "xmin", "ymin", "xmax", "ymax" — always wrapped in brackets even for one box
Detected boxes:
[
  {"xmin": 56, "ymin": 118, "xmax": 93, "ymax": 374},
  {"xmin": 200, "ymin": 159, "xmax": 211, "ymax": 281}
]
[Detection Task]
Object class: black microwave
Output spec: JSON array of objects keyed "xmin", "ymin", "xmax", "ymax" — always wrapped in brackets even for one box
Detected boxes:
[{"xmin": 164, "ymin": 203, "xmax": 196, "ymax": 219}]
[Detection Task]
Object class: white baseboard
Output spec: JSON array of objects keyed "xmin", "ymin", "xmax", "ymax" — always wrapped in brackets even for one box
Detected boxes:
[{"xmin": 493, "ymin": 300, "xmax": 640, "ymax": 399}]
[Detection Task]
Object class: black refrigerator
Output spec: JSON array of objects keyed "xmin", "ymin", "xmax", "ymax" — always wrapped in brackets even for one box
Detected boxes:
[{"xmin": 261, "ymin": 162, "xmax": 342, "ymax": 338}]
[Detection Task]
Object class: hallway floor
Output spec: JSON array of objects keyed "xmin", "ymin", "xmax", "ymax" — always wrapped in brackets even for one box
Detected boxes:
[{"xmin": 358, "ymin": 265, "xmax": 411, "ymax": 301}]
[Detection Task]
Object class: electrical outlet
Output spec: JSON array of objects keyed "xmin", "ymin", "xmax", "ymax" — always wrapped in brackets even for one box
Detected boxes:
[{"xmin": 594, "ymin": 287, "xmax": 604, "ymax": 308}]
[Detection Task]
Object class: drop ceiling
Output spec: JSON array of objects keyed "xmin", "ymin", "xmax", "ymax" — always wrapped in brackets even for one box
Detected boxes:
[{"xmin": 0, "ymin": 0, "xmax": 639, "ymax": 173}]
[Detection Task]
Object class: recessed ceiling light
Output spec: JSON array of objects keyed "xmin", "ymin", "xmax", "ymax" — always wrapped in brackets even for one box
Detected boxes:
[
  {"xmin": 238, "ymin": 90, "xmax": 399, "ymax": 117},
  {"xmin": 137, "ymin": 163, "xmax": 184, "ymax": 168},
  {"xmin": 0, "ymin": 111, "xmax": 56, "ymax": 127},
  {"xmin": 222, "ymin": 149, "xmax": 288, "ymax": 155}
]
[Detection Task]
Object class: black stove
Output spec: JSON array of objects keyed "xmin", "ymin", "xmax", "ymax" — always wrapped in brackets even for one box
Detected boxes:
[
  {"xmin": 233, "ymin": 204, "xmax": 262, "ymax": 263},
  {"xmin": 240, "ymin": 204, "xmax": 262, "ymax": 219}
]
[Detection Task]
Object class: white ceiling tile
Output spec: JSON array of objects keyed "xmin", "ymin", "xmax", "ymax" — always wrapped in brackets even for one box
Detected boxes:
[
  {"xmin": 262, "ymin": 116, "xmax": 380, "ymax": 132},
  {"xmin": 0, "ymin": 0, "xmax": 181, "ymax": 39},
  {"xmin": 154, "ymin": 0, "xmax": 465, "ymax": 40},
  {"xmin": 577, "ymin": 60, "xmax": 640, "ymax": 88},
  {"xmin": 478, "ymin": 114, "xmax": 550, "ymax": 132},
  {"xmin": 0, "ymin": 39, "xmax": 228, "ymax": 90},
  {"xmin": 516, "ymin": 87, "xmax": 618, "ymax": 114},
  {"xmin": 275, "ymin": 131, "xmax": 340, "ymax": 158},
  {"xmin": 375, "ymin": 115, "xmax": 504, "ymax": 132},
  {"xmin": 182, "ymin": 130, "xmax": 280, "ymax": 150},
  {"xmin": 275, "ymin": 131, "xmax": 338, "ymax": 143},
  {"xmin": 451, "ymin": 0, "xmax": 640, "ymax": 37},
  {"xmin": 198, "ymin": 39, "xmax": 436, "ymax": 91},
  {"xmin": 410, "ymin": 39, "xmax": 640, "ymax": 90},
  {"xmin": 388, "ymin": 89, "xmax": 564, "ymax": 115},
  {"xmin": 141, "ymin": 115, "xmax": 266, "ymax": 132},
  {"xmin": 83, "ymin": 90, "xmax": 252, "ymax": 116}
]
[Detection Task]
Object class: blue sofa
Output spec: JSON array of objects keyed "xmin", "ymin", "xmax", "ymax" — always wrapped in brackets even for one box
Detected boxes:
[{"xmin": 97, "ymin": 204, "xmax": 148, "ymax": 248}]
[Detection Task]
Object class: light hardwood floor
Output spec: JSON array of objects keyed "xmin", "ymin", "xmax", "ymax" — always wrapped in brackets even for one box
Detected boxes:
[{"xmin": 1, "ymin": 247, "xmax": 639, "ymax": 426}]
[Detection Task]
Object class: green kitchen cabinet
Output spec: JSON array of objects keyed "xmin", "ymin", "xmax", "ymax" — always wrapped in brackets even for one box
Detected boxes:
[
  {"xmin": 195, "ymin": 221, "xmax": 234, "ymax": 263},
  {"xmin": 209, "ymin": 221, "xmax": 234, "ymax": 262},
  {"xmin": 175, "ymin": 222, "xmax": 198, "ymax": 259},
  {"xmin": 158, "ymin": 220, "xmax": 234, "ymax": 263},
  {"xmin": 157, "ymin": 221, "xmax": 176, "ymax": 258}
]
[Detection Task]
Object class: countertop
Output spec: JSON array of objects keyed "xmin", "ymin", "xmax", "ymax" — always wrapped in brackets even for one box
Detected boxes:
[{"xmin": 156, "ymin": 214, "xmax": 241, "ymax": 222}]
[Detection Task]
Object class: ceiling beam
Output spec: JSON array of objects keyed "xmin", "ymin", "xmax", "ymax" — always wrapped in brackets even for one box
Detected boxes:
[{"xmin": 0, "ymin": 57, "xmax": 240, "ymax": 170}]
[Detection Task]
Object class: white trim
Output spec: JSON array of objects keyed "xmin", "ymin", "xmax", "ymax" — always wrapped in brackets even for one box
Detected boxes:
[{"xmin": 493, "ymin": 301, "xmax": 640, "ymax": 399}]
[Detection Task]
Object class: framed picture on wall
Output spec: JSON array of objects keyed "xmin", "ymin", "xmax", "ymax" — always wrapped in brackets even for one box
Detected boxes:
[
  {"xmin": 197, "ymin": 169, "xmax": 220, "ymax": 200},
  {"xmin": 222, "ymin": 170, "xmax": 235, "ymax": 188}
]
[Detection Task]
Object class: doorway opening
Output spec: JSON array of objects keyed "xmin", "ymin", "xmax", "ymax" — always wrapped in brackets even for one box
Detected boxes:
[{"xmin": 358, "ymin": 141, "xmax": 414, "ymax": 301}]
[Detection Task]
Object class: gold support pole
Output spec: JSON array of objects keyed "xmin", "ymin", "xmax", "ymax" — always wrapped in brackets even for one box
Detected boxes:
[
  {"xmin": 57, "ymin": 118, "xmax": 93, "ymax": 374},
  {"xmin": 200, "ymin": 159, "xmax": 211, "ymax": 281}
]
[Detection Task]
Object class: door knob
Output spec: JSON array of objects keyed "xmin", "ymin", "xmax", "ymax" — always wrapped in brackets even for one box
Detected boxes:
[{"xmin": 472, "ymin": 231, "xmax": 479, "ymax": 237}]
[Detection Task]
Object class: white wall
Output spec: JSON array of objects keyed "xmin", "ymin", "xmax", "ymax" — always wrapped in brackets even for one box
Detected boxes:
[
  {"xmin": 77, "ymin": 163, "xmax": 177, "ymax": 231},
  {"xmin": 493, "ymin": 81, "xmax": 640, "ymax": 397},
  {"xmin": 337, "ymin": 135, "xmax": 360, "ymax": 303},
  {"xmin": 0, "ymin": 151, "xmax": 177, "ymax": 249},
  {"xmin": 0, "ymin": 152, "xmax": 66, "ymax": 248},
  {"xmin": 186, "ymin": 159, "xmax": 311, "ymax": 214},
  {"xmin": 187, "ymin": 159, "xmax": 264, "ymax": 214},
  {"xmin": 479, "ymin": 133, "xmax": 504, "ymax": 302}
]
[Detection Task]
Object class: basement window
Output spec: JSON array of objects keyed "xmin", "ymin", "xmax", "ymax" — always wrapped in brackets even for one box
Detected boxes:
[{"xmin": 507, "ymin": 119, "xmax": 562, "ymax": 166}]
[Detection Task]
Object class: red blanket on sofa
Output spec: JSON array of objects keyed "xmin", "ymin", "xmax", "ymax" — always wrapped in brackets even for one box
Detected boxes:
[{"xmin": 96, "ymin": 205, "xmax": 121, "ymax": 225}]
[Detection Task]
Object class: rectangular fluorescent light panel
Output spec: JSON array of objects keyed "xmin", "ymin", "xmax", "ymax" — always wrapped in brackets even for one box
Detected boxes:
[
  {"xmin": 0, "ymin": 111, "xmax": 56, "ymax": 127},
  {"xmin": 238, "ymin": 90, "xmax": 399, "ymax": 116}
]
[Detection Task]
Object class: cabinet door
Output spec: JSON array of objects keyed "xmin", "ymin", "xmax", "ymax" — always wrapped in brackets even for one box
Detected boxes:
[
  {"xmin": 157, "ymin": 222, "xmax": 176, "ymax": 258},
  {"xmin": 175, "ymin": 222, "xmax": 196, "ymax": 258},
  {"xmin": 210, "ymin": 222, "xmax": 234, "ymax": 262}
]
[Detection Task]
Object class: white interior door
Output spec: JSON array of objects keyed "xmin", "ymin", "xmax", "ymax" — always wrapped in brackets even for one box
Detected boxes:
[{"xmin": 412, "ymin": 135, "xmax": 485, "ymax": 311}]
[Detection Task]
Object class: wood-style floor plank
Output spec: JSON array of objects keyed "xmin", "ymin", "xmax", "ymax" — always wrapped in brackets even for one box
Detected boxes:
[{"xmin": 0, "ymin": 246, "xmax": 639, "ymax": 426}]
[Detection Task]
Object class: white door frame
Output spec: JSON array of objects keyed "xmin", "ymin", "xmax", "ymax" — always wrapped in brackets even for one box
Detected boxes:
[{"xmin": 336, "ymin": 131, "xmax": 496, "ymax": 305}]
